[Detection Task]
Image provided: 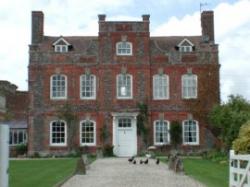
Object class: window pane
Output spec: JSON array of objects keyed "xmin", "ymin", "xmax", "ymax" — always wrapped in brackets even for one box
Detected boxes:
[
  {"xmin": 51, "ymin": 121, "xmax": 66, "ymax": 144},
  {"xmin": 153, "ymin": 75, "xmax": 168, "ymax": 99},
  {"xmin": 117, "ymin": 42, "xmax": 132, "ymax": 55},
  {"xmin": 155, "ymin": 121, "xmax": 169, "ymax": 144},
  {"xmin": 81, "ymin": 75, "xmax": 95, "ymax": 98},
  {"xmin": 81, "ymin": 121, "xmax": 95, "ymax": 144},
  {"xmin": 182, "ymin": 75, "xmax": 197, "ymax": 98},
  {"xmin": 51, "ymin": 75, "xmax": 66, "ymax": 98},
  {"xmin": 117, "ymin": 74, "xmax": 132, "ymax": 98},
  {"xmin": 183, "ymin": 120, "xmax": 198, "ymax": 143}
]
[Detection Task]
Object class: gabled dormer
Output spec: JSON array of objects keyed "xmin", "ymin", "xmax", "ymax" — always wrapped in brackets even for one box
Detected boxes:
[
  {"xmin": 53, "ymin": 37, "xmax": 71, "ymax": 53},
  {"xmin": 177, "ymin": 38, "xmax": 194, "ymax": 52}
]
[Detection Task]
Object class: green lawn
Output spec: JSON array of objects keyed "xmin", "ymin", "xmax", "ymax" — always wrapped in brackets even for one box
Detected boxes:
[
  {"xmin": 10, "ymin": 158, "xmax": 77, "ymax": 187},
  {"xmin": 183, "ymin": 158, "xmax": 229, "ymax": 187}
]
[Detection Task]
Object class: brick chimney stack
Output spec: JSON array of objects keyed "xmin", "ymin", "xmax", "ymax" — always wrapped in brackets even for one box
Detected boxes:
[
  {"xmin": 201, "ymin": 11, "xmax": 214, "ymax": 43},
  {"xmin": 31, "ymin": 11, "xmax": 44, "ymax": 44},
  {"xmin": 142, "ymin": 14, "xmax": 150, "ymax": 33}
]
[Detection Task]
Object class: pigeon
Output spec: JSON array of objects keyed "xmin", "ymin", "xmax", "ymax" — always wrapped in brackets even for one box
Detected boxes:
[
  {"xmin": 133, "ymin": 160, "xmax": 136, "ymax": 164},
  {"xmin": 156, "ymin": 158, "xmax": 160, "ymax": 165},
  {"xmin": 140, "ymin": 160, "xmax": 143, "ymax": 164},
  {"xmin": 144, "ymin": 158, "xmax": 148, "ymax": 164},
  {"xmin": 128, "ymin": 156, "xmax": 135, "ymax": 163}
]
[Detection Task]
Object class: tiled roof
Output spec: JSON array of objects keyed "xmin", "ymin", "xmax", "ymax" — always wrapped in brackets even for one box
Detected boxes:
[
  {"xmin": 40, "ymin": 36, "xmax": 98, "ymax": 53},
  {"xmin": 39, "ymin": 35, "xmax": 203, "ymax": 54},
  {"xmin": 150, "ymin": 36, "xmax": 202, "ymax": 53}
]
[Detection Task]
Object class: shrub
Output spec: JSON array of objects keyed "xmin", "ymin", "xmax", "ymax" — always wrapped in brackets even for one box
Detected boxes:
[
  {"xmin": 103, "ymin": 144, "xmax": 114, "ymax": 157},
  {"xmin": 202, "ymin": 149, "xmax": 228, "ymax": 162},
  {"xmin": 16, "ymin": 144, "xmax": 27, "ymax": 155},
  {"xmin": 232, "ymin": 120, "xmax": 250, "ymax": 154},
  {"xmin": 170, "ymin": 121, "xmax": 182, "ymax": 148},
  {"xmin": 32, "ymin": 152, "xmax": 40, "ymax": 158}
]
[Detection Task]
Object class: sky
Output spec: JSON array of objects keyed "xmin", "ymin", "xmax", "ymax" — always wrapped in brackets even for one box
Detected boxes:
[{"xmin": 0, "ymin": 0, "xmax": 249, "ymax": 102}]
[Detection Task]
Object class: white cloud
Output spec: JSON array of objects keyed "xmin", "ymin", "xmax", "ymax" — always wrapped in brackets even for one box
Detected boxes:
[
  {"xmin": 152, "ymin": 0, "xmax": 250, "ymax": 102},
  {"xmin": 152, "ymin": 12, "xmax": 201, "ymax": 36},
  {"xmin": 0, "ymin": 0, "xmax": 133, "ymax": 90}
]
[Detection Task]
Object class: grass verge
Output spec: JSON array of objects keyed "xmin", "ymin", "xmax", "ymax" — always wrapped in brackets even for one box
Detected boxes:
[
  {"xmin": 183, "ymin": 158, "xmax": 228, "ymax": 187},
  {"xmin": 10, "ymin": 158, "xmax": 77, "ymax": 187}
]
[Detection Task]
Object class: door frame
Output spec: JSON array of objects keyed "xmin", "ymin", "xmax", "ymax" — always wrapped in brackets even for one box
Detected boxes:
[{"xmin": 111, "ymin": 112, "xmax": 138, "ymax": 157}]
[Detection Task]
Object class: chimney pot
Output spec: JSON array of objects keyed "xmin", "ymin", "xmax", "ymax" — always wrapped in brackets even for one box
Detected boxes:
[
  {"xmin": 98, "ymin": 14, "xmax": 106, "ymax": 22},
  {"xmin": 142, "ymin": 14, "xmax": 150, "ymax": 21}
]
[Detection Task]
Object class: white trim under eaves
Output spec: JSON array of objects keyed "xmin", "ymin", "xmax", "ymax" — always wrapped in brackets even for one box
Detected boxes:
[
  {"xmin": 52, "ymin": 37, "xmax": 71, "ymax": 46},
  {"xmin": 177, "ymin": 38, "xmax": 194, "ymax": 47}
]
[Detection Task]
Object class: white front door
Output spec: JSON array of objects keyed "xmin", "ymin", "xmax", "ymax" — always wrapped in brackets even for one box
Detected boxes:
[{"xmin": 112, "ymin": 113, "xmax": 138, "ymax": 157}]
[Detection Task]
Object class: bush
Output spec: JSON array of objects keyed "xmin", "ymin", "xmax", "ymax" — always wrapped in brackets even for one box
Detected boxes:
[
  {"xmin": 170, "ymin": 121, "xmax": 182, "ymax": 148},
  {"xmin": 202, "ymin": 149, "xmax": 228, "ymax": 162},
  {"xmin": 16, "ymin": 144, "xmax": 27, "ymax": 155},
  {"xmin": 232, "ymin": 120, "xmax": 250, "ymax": 154},
  {"xmin": 103, "ymin": 144, "xmax": 114, "ymax": 157},
  {"xmin": 32, "ymin": 152, "xmax": 40, "ymax": 158}
]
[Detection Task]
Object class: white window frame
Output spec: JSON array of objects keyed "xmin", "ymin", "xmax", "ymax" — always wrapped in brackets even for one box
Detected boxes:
[
  {"xmin": 116, "ymin": 41, "xmax": 132, "ymax": 56},
  {"xmin": 55, "ymin": 45, "xmax": 68, "ymax": 53},
  {"xmin": 50, "ymin": 74, "xmax": 67, "ymax": 100},
  {"xmin": 53, "ymin": 37, "xmax": 70, "ymax": 53},
  {"xmin": 50, "ymin": 120, "xmax": 67, "ymax": 146},
  {"xmin": 9, "ymin": 129, "xmax": 27, "ymax": 146},
  {"xmin": 80, "ymin": 120, "xmax": 96, "ymax": 146},
  {"xmin": 154, "ymin": 120, "xmax": 170, "ymax": 145},
  {"xmin": 182, "ymin": 120, "xmax": 199, "ymax": 145},
  {"xmin": 182, "ymin": 74, "xmax": 198, "ymax": 99},
  {"xmin": 178, "ymin": 38, "xmax": 194, "ymax": 53},
  {"xmin": 80, "ymin": 74, "xmax": 96, "ymax": 100},
  {"xmin": 118, "ymin": 118, "xmax": 132, "ymax": 129},
  {"xmin": 116, "ymin": 74, "xmax": 133, "ymax": 99},
  {"xmin": 179, "ymin": 46, "xmax": 193, "ymax": 52},
  {"xmin": 153, "ymin": 74, "xmax": 169, "ymax": 100}
]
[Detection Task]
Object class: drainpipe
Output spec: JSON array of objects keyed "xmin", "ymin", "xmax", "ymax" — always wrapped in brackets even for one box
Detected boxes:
[{"xmin": 0, "ymin": 125, "xmax": 9, "ymax": 187}]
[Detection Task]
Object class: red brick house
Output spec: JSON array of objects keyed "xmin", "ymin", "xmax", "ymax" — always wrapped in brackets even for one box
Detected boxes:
[
  {"xmin": 28, "ymin": 11, "xmax": 220, "ymax": 156},
  {"xmin": 0, "ymin": 81, "xmax": 29, "ymax": 156}
]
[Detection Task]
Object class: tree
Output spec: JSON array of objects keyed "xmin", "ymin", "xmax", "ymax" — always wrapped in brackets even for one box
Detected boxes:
[
  {"xmin": 209, "ymin": 95, "xmax": 250, "ymax": 150},
  {"xmin": 232, "ymin": 120, "xmax": 250, "ymax": 154},
  {"xmin": 57, "ymin": 103, "xmax": 78, "ymax": 152}
]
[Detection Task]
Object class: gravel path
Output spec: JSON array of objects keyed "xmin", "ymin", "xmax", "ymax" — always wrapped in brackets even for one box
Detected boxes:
[{"xmin": 62, "ymin": 158, "xmax": 205, "ymax": 187}]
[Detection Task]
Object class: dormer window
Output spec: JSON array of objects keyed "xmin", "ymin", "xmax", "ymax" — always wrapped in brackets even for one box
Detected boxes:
[
  {"xmin": 55, "ymin": 45, "xmax": 68, "ymax": 52},
  {"xmin": 179, "ymin": 46, "xmax": 192, "ymax": 52},
  {"xmin": 178, "ymin": 38, "xmax": 194, "ymax": 53},
  {"xmin": 116, "ymin": 42, "xmax": 132, "ymax": 56},
  {"xmin": 53, "ymin": 37, "xmax": 71, "ymax": 53}
]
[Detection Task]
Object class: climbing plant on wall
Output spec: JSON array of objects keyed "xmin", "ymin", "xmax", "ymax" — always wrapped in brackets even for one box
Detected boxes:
[
  {"xmin": 170, "ymin": 121, "xmax": 182, "ymax": 149},
  {"xmin": 57, "ymin": 103, "xmax": 78, "ymax": 152},
  {"xmin": 137, "ymin": 102, "xmax": 149, "ymax": 146}
]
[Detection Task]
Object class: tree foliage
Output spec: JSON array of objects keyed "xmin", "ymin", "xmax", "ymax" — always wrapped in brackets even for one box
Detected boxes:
[
  {"xmin": 209, "ymin": 95, "xmax": 250, "ymax": 150},
  {"xmin": 232, "ymin": 120, "xmax": 250, "ymax": 154}
]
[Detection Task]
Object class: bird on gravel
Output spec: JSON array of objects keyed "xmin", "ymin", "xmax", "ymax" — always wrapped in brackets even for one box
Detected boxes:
[
  {"xmin": 144, "ymin": 158, "xmax": 148, "ymax": 164},
  {"xmin": 156, "ymin": 158, "xmax": 160, "ymax": 165},
  {"xmin": 133, "ymin": 160, "xmax": 136, "ymax": 164},
  {"xmin": 128, "ymin": 156, "xmax": 135, "ymax": 163},
  {"xmin": 140, "ymin": 160, "xmax": 143, "ymax": 164}
]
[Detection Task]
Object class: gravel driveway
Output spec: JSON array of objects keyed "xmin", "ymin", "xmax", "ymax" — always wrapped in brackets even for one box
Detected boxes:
[{"xmin": 62, "ymin": 157, "xmax": 205, "ymax": 187}]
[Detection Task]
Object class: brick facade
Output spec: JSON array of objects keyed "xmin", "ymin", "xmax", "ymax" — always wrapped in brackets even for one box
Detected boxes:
[
  {"xmin": 28, "ymin": 11, "xmax": 220, "ymax": 156},
  {"xmin": 0, "ymin": 81, "xmax": 29, "ymax": 156}
]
